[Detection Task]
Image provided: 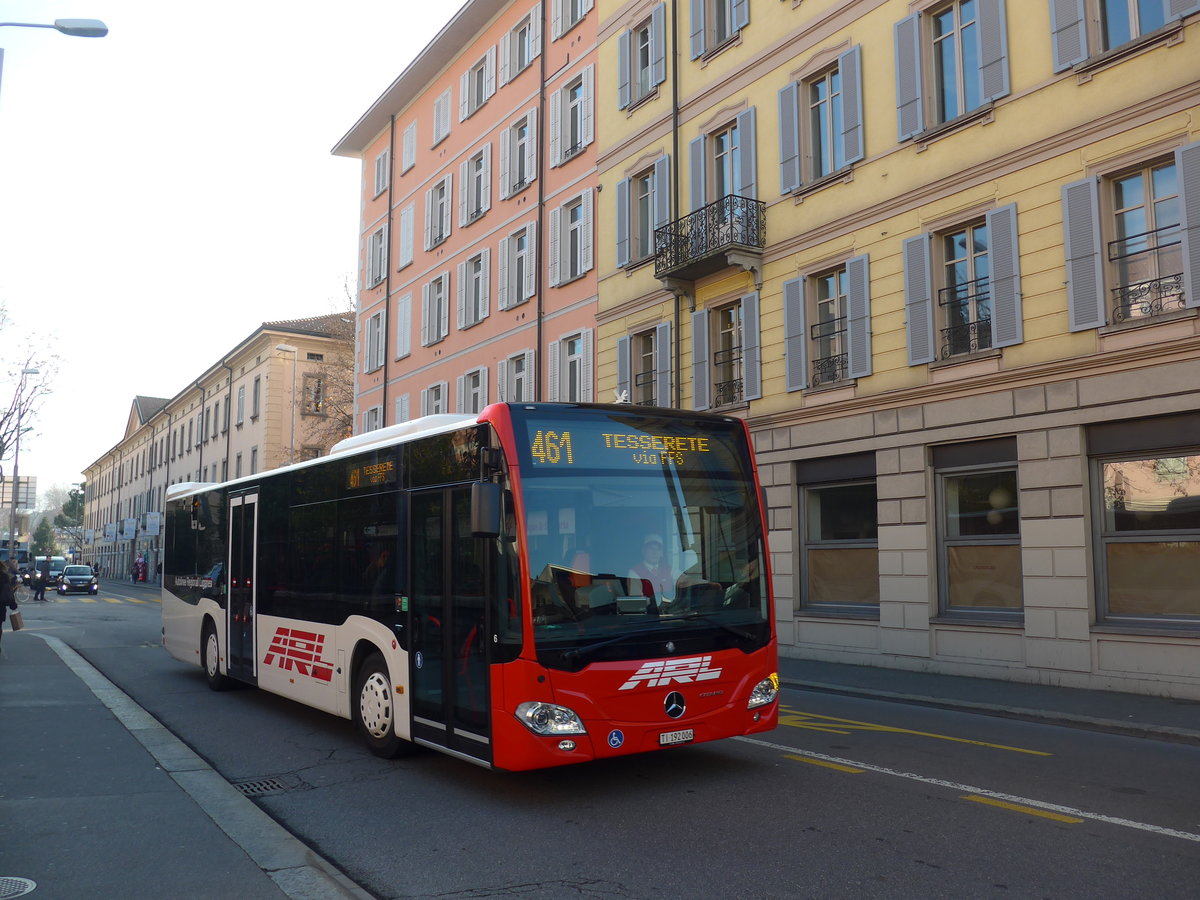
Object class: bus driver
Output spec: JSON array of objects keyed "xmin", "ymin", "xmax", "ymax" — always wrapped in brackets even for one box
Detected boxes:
[{"xmin": 627, "ymin": 534, "xmax": 676, "ymax": 607}]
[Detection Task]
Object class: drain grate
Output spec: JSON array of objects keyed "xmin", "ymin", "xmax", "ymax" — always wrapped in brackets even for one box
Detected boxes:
[
  {"xmin": 0, "ymin": 877, "xmax": 37, "ymax": 899},
  {"xmin": 232, "ymin": 773, "xmax": 307, "ymax": 798}
]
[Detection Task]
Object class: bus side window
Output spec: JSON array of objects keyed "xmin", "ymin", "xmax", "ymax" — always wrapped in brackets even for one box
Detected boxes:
[{"xmin": 493, "ymin": 490, "xmax": 522, "ymax": 660}]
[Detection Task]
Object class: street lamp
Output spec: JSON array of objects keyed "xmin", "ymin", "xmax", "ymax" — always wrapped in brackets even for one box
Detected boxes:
[
  {"xmin": 8, "ymin": 367, "xmax": 39, "ymax": 561},
  {"xmin": 1, "ymin": 17, "xmax": 109, "ymax": 98},
  {"xmin": 276, "ymin": 344, "xmax": 299, "ymax": 465}
]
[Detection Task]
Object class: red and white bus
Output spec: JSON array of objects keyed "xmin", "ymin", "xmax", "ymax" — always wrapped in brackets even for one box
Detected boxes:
[{"xmin": 162, "ymin": 403, "xmax": 778, "ymax": 770}]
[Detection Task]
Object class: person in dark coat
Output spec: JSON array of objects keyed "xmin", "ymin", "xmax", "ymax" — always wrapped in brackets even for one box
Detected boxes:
[{"xmin": 1, "ymin": 562, "xmax": 19, "ymax": 653}]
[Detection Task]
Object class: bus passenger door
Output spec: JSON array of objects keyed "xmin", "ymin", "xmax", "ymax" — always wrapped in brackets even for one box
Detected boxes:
[
  {"xmin": 227, "ymin": 491, "xmax": 258, "ymax": 684},
  {"xmin": 409, "ymin": 487, "xmax": 491, "ymax": 765}
]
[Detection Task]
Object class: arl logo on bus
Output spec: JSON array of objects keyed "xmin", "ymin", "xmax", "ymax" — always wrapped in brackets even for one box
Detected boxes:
[
  {"xmin": 263, "ymin": 627, "xmax": 334, "ymax": 683},
  {"xmin": 619, "ymin": 655, "xmax": 722, "ymax": 690}
]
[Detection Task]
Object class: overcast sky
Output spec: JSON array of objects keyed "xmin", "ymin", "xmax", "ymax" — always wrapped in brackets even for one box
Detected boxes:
[{"xmin": 0, "ymin": 1, "xmax": 450, "ymax": 500}]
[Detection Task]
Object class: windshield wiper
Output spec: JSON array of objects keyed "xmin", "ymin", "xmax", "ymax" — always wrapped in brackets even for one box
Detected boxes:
[
  {"xmin": 562, "ymin": 622, "xmax": 674, "ymax": 666},
  {"xmin": 677, "ymin": 612, "xmax": 758, "ymax": 642}
]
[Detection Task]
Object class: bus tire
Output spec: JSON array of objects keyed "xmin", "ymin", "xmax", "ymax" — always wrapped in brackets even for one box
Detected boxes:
[
  {"xmin": 202, "ymin": 621, "xmax": 234, "ymax": 692},
  {"xmin": 355, "ymin": 652, "xmax": 410, "ymax": 758}
]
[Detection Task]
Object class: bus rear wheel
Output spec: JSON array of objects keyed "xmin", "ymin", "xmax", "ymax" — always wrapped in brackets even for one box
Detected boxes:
[
  {"xmin": 202, "ymin": 622, "xmax": 233, "ymax": 692},
  {"xmin": 355, "ymin": 652, "xmax": 410, "ymax": 758}
]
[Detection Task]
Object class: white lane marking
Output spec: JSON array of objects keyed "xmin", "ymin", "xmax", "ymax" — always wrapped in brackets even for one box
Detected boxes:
[{"xmin": 737, "ymin": 735, "xmax": 1200, "ymax": 844}]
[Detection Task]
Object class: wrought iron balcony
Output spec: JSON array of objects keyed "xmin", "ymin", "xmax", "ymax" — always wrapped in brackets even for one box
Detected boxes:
[
  {"xmin": 654, "ymin": 194, "xmax": 766, "ymax": 282},
  {"xmin": 1108, "ymin": 224, "xmax": 1185, "ymax": 323},
  {"xmin": 938, "ymin": 277, "xmax": 993, "ymax": 358},
  {"xmin": 712, "ymin": 346, "xmax": 744, "ymax": 407}
]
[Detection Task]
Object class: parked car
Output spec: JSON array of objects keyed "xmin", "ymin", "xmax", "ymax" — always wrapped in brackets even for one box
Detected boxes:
[{"xmin": 58, "ymin": 564, "xmax": 99, "ymax": 595}]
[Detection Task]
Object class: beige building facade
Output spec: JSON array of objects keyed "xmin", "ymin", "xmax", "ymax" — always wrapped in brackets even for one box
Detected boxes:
[
  {"xmin": 83, "ymin": 316, "xmax": 352, "ymax": 578},
  {"xmin": 595, "ymin": 1, "xmax": 1200, "ymax": 697}
]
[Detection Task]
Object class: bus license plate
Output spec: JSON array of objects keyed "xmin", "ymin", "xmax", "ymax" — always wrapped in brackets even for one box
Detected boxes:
[{"xmin": 659, "ymin": 728, "xmax": 694, "ymax": 746}]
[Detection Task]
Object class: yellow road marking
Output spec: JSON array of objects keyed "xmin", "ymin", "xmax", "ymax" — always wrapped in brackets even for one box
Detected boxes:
[
  {"xmin": 125, "ymin": 597, "xmax": 152, "ymax": 605},
  {"xmin": 104, "ymin": 597, "xmax": 123, "ymax": 604},
  {"xmin": 80, "ymin": 597, "xmax": 98, "ymax": 603},
  {"xmin": 962, "ymin": 795, "xmax": 1084, "ymax": 823},
  {"xmin": 779, "ymin": 707, "xmax": 1051, "ymax": 756},
  {"xmin": 785, "ymin": 754, "xmax": 864, "ymax": 773}
]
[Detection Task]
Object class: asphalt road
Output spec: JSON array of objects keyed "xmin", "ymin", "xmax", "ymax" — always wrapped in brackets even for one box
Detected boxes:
[{"xmin": 21, "ymin": 585, "xmax": 1200, "ymax": 899}]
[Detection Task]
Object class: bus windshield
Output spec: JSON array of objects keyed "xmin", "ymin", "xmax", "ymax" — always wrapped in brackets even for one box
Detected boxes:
[{"xmin": 510, "ymin": 408, "xmax": 769, "ymax": 669}]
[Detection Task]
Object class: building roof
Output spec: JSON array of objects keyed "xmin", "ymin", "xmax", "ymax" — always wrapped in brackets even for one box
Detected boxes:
[{"xmin": 331, "ymin": 0, "xmax": 500, "ymax": 157}]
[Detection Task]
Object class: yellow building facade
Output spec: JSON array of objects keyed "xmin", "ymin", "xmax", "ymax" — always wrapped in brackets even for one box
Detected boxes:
[{"xmin": 596, "ymin": 0, "xmax": 1200, "ymax": 697}]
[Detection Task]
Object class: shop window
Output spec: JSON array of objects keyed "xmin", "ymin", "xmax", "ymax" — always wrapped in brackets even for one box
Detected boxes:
[
  {"xmin": 799, "ymin": 465, "xmax": 879, "ymax": 615},
  {"xmin": 935, "ymin": 439, "xmax": 1022, "ymax": 618}
]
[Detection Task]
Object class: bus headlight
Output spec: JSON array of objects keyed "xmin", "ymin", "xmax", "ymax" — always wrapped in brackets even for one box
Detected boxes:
[
  {"xmin": 747, "ymin": 673, "xmax": 779, "ymax": 709},
  {"xmin": 515, "ymin": 701, "xmax": 587, "ymax": 736}
]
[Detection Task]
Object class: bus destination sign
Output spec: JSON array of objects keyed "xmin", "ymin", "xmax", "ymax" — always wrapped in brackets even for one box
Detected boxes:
[
  {"xmin": 347, "ymin": 457, "xmax": 397, "ymax": 490},
  {"xmin": 527, "ymin": 424, "xmax": 714, "ymax": 469}
]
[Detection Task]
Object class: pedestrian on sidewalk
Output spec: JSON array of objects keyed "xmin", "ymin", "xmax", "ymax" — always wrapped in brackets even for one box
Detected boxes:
[{"xmin": 1, "ymin": 562, "xmax": 19, "ymax": 654}]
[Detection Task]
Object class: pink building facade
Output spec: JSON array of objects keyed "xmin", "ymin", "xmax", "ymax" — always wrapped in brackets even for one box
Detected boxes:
[{"xmin": 334, "ymin": 0, "xmax": 599, "ymax": 427}]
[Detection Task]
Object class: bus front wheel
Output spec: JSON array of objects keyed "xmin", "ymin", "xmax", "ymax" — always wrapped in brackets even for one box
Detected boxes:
[
  {"xmin": 355, "ymin": 652, "xmax": 411, "ymax": 758},
  {"xmin": 202, "ymin": 622, "xmax": 234, "ymax": 691}
]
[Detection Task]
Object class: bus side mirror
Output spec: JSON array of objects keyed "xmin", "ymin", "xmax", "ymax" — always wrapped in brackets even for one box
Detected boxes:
[{"xmin": 471, "ymin": 482, "xmax": 501, "ymax": 538}]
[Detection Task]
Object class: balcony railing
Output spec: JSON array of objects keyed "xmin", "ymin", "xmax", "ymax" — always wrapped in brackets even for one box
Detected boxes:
[
  {"xmin": 809, "ymin": 315, "xmax": 848, "ymax": 386},
  {"xmin": 655, "ymin": 194, "xmax": 766, "ymax": 281},
  {"xmin": 1108, "ymin": 224, "xmax": 1185, "ymax": 323},
  {"xmin": 633, "ymin": 370, "xmax": 657, "ymax": 406},
  {"xmin": 938, "ymin": 276, "xmax": 992, "ymax": 358},
  {"xmin": 712, "ymin": 346, "xmax": 743, "ymax": 407}
]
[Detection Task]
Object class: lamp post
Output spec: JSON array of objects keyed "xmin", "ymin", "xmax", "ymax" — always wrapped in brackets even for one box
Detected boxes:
[
  {"xmin": 8, "ymin": 367, "xmax": 39, "ymax": 559},
  {"xmin": 276, "ymin": 344, "xmax": 299, "ymax": 465},
  {"xmin": 1, "ymin": 18, "xmax": 109, "ymax": 97}
]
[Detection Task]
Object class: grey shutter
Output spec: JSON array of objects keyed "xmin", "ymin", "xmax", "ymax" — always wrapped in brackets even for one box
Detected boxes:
[
  {"xmin": 655, "ymin": 321, "xmax": 672, "ymax": 406},
  {"xmin": 616, "ymin": 178, "xmax": 631, "ymax": 268},
  {"xmin": 691, "ymin": 309, "xmax": 710, "ymax": 410},
  {"xmin": 1169, "ymin": 0, "xmax": 1200, "ymax": 19},
  {"xmin": 978, "ymin": 0, "xmax": 1010, "ymax": 102},
  {"xmin": 778, "ymin": 83, "xmax": 801, "ymax": 194},
  {"xmin": 651, "ymin": 3, "xmax": 667, "ymax": 86},
  {"xmin": 903, "ymin": 234, "xmax": 936, "ymax": 365},
  {"xmin": 731, "ymin": 0, "xmax": 749, "ymax": 31},
  {"xmin": 1177, "ymin": 141, "xmax": 1200, "ymax": 309},
  {"xmin": 499, "ymin": 30, "xmax": 510, "ymax": 86},
  {"xmin": 549, "ymin": 85, "xmax": 561, "ymax": 167},
  {"xmin": 581, "ymin": 328, "xmax": 594, "ymax": 402},
  {"xmin": 894, "ymin": 14, "xmax": 924, "ymax": 142},
  {"xmin": 986, "ymin": 204, "xmax": 1024, "ymax": 346},
  {"xmin": 846, "ymin": 254, "xmax": 873, "ymax": 379},
  {"xmin": 1062, "ymin": 178, "xmax": 1106, "ymax": 330},
  {"xmin": 690, "ymin": 0, "xmax": 705, "ymax": 59},
  {"xmin": 783, "ymin": 277, "xmax": 807, "ymax": 392},
  {"xmin": 742, "ymin": 292, "xmax": 762, "ymax": 401},
  {"xmin": 497, "ymin": 236, "xmax": 510, "ymax": 310},
  {"xmin": 547, "ymin": 339, "xmax": 560, "ymax": 402},
  {"xmin": 1050, "ymin": 0, "xmax": 1088, "ymax": 72},
  {"xmin": 839, "ymin": 45, "xmax": 865, "ymax": 165},
  {"xmin": 653, "ymin": 156, "xmax": 671, "ymax": 230},
  {"xmin": 689, "ymin": 135, "xmax": 706, "ymax": 211},
  {"xmin": 616, "ymin": 336, "xmax": 631, "ymax": 402},
  {"xmin": 736, "ymin": 107, "xmax": 757, "ymax": 199},
  {"xmin": 618, "ymin": 31, "xmax": 631, "ymax": 110},
  {"xmin": 548, "ymin": 206, "xmax": 561, "ymax": 286}
]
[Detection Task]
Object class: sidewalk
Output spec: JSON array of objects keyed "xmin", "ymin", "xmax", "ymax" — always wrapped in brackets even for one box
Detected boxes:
[
  {"xmin": 777, "ymin": 654, "xmax": 1200, "ymax": 745},
  {"xmin": 0, "ymin": 626, "xmax": 373, "ymax": 900}
]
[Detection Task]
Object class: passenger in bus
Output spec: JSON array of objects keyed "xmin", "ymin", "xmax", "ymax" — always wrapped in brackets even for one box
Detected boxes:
[{"xmin": 627, "ymin": 535, "xmax": 675, "ymax": 608}]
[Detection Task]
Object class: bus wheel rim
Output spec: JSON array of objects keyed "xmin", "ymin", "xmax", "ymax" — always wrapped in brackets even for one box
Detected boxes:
[
  {"xmin": 360, "ymin": 672, "xmax": 392, "ymax": 738},
  {"xmin": 206, "ymin": 632, "xmax": 220, "ymax": 677}
]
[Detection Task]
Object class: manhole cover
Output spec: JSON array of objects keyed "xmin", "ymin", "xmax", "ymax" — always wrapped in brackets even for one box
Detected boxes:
[
  {"xmin": 232, "ymin": 774, "xmax": 307, "ymax": 797},
  {"xmin": 0, "ymin": 877, "xmax": 37, "ymax": 899}
]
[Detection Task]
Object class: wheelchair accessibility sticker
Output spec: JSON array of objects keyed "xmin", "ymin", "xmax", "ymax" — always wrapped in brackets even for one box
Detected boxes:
[{"xmin": 607, "ymin": 730, "xmax": 625, "ymax": 749}]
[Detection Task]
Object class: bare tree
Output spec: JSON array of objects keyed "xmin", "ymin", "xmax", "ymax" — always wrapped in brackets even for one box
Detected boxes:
[
  {"xmin": 299, "ymin": 286, "xmax": 357, "ymax": 452},
  {"xmin": 0, "ymin": 350, "xmax": 52, "ymax": 481}
]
